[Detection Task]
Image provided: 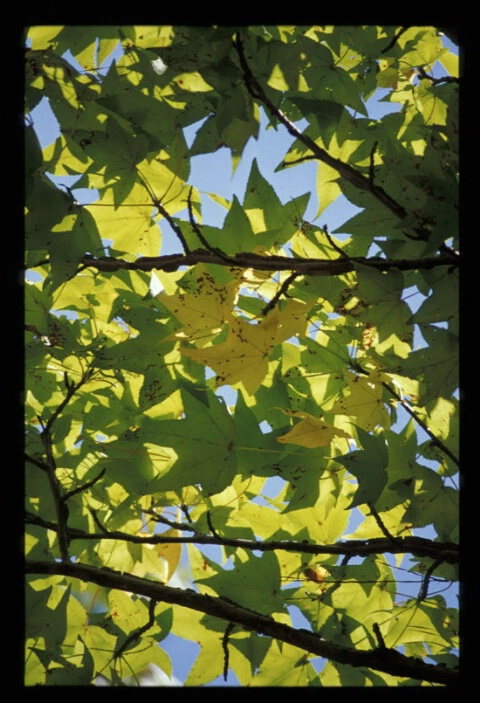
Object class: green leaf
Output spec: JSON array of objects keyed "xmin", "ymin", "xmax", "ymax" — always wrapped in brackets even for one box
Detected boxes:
[
  {"xmin": 385, "ymin": 326, "xmax": 459, "ymax": 405},
  {"xmin": 141, "ymin": 390, "xmax": 236, "ymax": 496},
  {"xmin": 288, "ymin": 98, "xmax": 344, "ymax": 149},
  {"xmin": 335, "ymin": 428, "xmax": 389, "ymax": 508},
  {"xmin": 198, "ymin": 550, "xmax": 284, "ymax": 616}
]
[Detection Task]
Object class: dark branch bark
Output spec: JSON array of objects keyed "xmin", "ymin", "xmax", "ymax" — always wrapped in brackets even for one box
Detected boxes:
[
  {"xmin": 261, "ymin": 272, "xmax": 299, "ymax": 316},
  {"xmin": 25, "ymin": 559, "xmax": 458, "ymax": 685},
  {"xmin": 80, "ymin": 250, "xmax": 459, "ymax": 277},
  {"xmin": 37, "ymin": 422, "xmax": 70, "ymax": 562},
  {"xmin": 24, "ymin": 513, "xmax": 459, "ymax": 564}
]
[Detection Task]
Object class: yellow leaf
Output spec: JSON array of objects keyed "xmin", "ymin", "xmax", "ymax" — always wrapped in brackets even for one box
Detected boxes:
[
  {"xmin": 182, "ymin": 301, "xmax": 310, "ymax": 395},
  {"xmin": 161, "ymin": 265, "xmax": 240, "ymax": 346},
  {"xmin": 154, "ymin": 529, "xmax": 182, "ymax": 583},
  {"xmin": 277, "ymin": 410, "xmax": 351, "ymax": 448},
  {"xmin": 273, "ymin": 299, "xmax": 313, "ymax": 342},
  {"xmin": 331, "ymin": 370, "xmax": 390, "ymax": 431}
]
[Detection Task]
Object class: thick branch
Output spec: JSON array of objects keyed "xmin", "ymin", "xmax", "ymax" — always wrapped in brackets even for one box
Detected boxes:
[
  {"xmin": 80, "ymin": 251, "xmax": 458, "ymax": 276},
  {"xmin": 25, "ymin": 559, "xmax": 458, "ymax": 685},
  {"xmin": 24, "ymin": 514, "xmax": 459, "ymax": 564}
]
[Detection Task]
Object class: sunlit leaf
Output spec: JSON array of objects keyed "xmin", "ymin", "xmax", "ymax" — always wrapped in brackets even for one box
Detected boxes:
[{"xmin": 277, "ymin": 409, "xmax": 351, "ymax": 448}]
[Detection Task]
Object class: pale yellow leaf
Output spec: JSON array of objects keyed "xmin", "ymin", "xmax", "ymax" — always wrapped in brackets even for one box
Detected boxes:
[
  {"xmin": 277, "ymin": 409, "xmax": 351, "ymax": 448},
  {"xmin": 330, "ymin": 370, "xmax": 390, "ymax": 431}
]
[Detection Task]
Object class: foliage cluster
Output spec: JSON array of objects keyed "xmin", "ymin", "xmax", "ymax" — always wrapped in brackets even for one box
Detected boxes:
[{"xmin": 25, "ymin": 25, "xmax": 459, "ymax": 686}]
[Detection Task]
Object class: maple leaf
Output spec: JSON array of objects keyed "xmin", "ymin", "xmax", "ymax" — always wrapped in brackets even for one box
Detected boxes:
[
  {"xmin": 182, "ymin": 300, "xmax": 312, "ymax": 395},
  {"xmin": 330, "ymin": 370, "xmax": 390, "ymax": 431},
  {"xmin": 160, "ymin": 265, "xmax": 241, "ymax": 347},
  {"xmin": 277, "ymin": 409, "xmax": 351, "ymax": 448},
  {"xmin": 150, "ymin": 390, "xmax": 237, "ymax": 496}
]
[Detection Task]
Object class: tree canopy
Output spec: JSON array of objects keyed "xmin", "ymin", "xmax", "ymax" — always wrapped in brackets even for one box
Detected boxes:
[{"xmin": 24, "ymin": 25, "xmax": 459, "ymax": 686}]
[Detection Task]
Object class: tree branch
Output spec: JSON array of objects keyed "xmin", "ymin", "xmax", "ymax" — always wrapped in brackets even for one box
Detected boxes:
[
  {"xmin": 416, "ymin": 558, "xmax": 444, "ymax": 605},
  {"xmin": 25, "ymin": 559, "xmax": 458, "ymax": 685},
  {"xmin": 416, "ymin": 65, "xmax": 459, "ymax": 85},
  {"xmin": 114, "ymin": 598, "xmax": 158, "ymax": 661},
  {"xmin": 187, "ymin": 187, "xmax": 234, "ymax": 263},
  {"xmin": 261, "ymin": 272, "xmax": 299, "ymax": 316},
  {"xmin": 381, "ymin": 27, "xmax": 408, "ymax": 54},
  {"xmin": 368, "ymin": 503, "xmax": 401, "ymax": 546},
  {"xmin": 80, "ymin": 250, "xmax": 459, "ymax": 277},
  {"xmin": 24, "ymin": 514, "xmax": 459, "ymax": 564},
  {"xmin": 37, "ymin": 417, "xmax": 70, "ymax": 562}
]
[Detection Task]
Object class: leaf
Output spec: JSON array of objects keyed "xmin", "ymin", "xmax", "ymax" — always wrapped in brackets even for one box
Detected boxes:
[
  {"xmin": 24, "ymin": 25, "xmax": 459, "ymax": 688},
  {"xmin": 249, "ymin": 640, "xmax": 320, "ymax": 686},
  {"xmin": 289, "ymin": 98, "xmax": 344, "ymax": 148},
  {"xmin": 385, "ymin": 327, "xmax": 459, "ymax": 405},
  {"xmin": 330, "ymin": 370, "xmax": 391, "ymax": 431},
  {"xmin": 277, "ymin": 409, "xmax": 351, "ymax": 448},
  {"xmin": 384, "ymin": 599, "xmax": 458, "ymax": 651},
  {"xmin": 152, "ymin": 529, "xmax": 182, "ymax": 583},
  {"xmin": 160, "ymin": 264, "xmax": 240, "ymax": 346},
  {"xmin": 335, "ymin": 427, "xmax": 389, "ymax": 508},
  {"xmin": 198, "ymin": 550, "xmax": 284, "ymax": 617},
  {"xmin": 182, "ymin": 301, "xmax": 311, "ymax": 395},
  {"xmin": 143, "ymin": 389, "xmax": 236, "ymax": 496}
]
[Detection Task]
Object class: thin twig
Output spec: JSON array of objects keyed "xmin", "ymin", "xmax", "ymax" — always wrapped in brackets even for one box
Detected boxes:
[
  {"xmin": 382, "ymin": 382, "xmax": 459, "ymax": 468},
  {"xmin": 261, "ymin": 272, "xmax": 299, "ymax": 316},
  {"xmin": 44, "ymin": 371, "xmax": 89, "ymax": 432},
  {"xmin": 416, "ymin": 66, "xmax": 459, "ymax": 85},
  {"xmin": 136, "ymin": 168, "xmax": 191, "ymax": 253},
  {"xmin": 25, "ymin": 452, "xmax": 49, "ymax": 472},
  {"xmin": 143, "ymin": 508, "xmax": 198, "ymax": 533},
  {"xmin": 348, "ymin": 358, "xmax": 460, "ymax": 469},
  {"xmin": 63, "ymin": 468, "xmax": 106, "ymax": 502},
  {"xmin": 369, "ymin": 141, "xmax": 378, "ymax": 187},
  {"xmin": 372, "ymin": 622, "xmax": 386, "ymax": 648},
  {"xmin": 38, "ymin": 424, "xmax": 70, "ymax": 562},
  {"xmin": 114, "ymin": 598, "xmax": 158, "ymax": 660},
  {"xmin": 279, "ymin": 154, "xmax": 317, "ymax": 168},
  {"xmin": 368, "ymin": 503, "xmax": 401, "ymax": 546},
  {"xmin": 233, "ymin": 32, "xmax": 430, "ymax": 243},
  {"xmin": 181, "ymin": 504, "xmax": 193, "ymax": 522},
  {"xmin": 222, "ymin": 622, "xmax": 235, "ymax": 682},
  {"xmin": 36, "ymin": 371, "xmax": 93, "ymax": 563},
  {"xmin": 322, "ymin": 223, "xmax": 349, "ymax": 260},
  {"xmin": 381, "ymin": 27, "xmax": 408, "ymax": 54},
  {"xmin": 417, "ymin": 558, "xmax": 443, "ymax": 604},
  {"xmin": 206, "ymin": 510, "xmax": 220, "ymax": 538},
  {"xmin": 89, "ymin": 508, "xmax": 111, "ymax": 535},
  {"xmin": 187, "ymin": 187, "xmax": 235, "ymax": 263}
]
